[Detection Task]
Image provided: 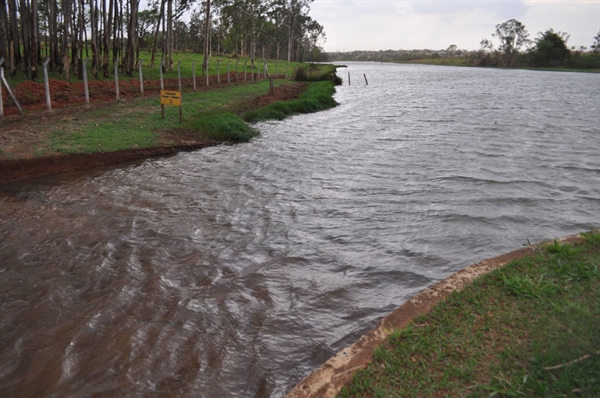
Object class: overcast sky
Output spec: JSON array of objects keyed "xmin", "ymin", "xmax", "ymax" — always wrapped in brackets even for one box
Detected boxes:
[{"xmin": 309, "ymin": 0, "xmax": 599, "ymax": 52}]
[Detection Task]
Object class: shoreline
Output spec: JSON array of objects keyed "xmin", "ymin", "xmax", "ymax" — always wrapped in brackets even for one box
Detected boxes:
[{"xmin": 285, "ymin": 233, "xmax": 587, "ymax": 398}]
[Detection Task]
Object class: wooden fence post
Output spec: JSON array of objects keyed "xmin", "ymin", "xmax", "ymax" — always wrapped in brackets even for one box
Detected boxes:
[
  {"xmin": 138, "ymin": 59, "xmax": 144, "ymax": 95},
  {"xmin": 192, "ymin": 60, "xmax": 196, "ymax": 91},
  {"xmin": 178, "ymin": 59, "xmax": 182, "ymax": 91},
  {"xmin": 114, "ymin": 58, "xmax": 120, "ymax": 101},
  {"xmin": 43, "ymin": 58, "xmax": 52, "ymax": 112}
]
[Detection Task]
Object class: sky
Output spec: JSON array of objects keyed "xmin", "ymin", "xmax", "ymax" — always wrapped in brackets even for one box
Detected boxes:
[{"xmin": 309, "ymin": 0, "xmax": 600, "ymax": 52}]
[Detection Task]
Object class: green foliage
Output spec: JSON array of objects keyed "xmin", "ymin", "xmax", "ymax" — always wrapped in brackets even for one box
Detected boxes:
[
  {"xmin": 182, "ymin": 111, "xmax": 259, "ymax": 143},
  {"xmin": 243, "ymin": 81, "xmax": 338, "ymax": 123},
  {"xmin": 529, "ymin": 29, "xmax": 571, "ymax": 67}
]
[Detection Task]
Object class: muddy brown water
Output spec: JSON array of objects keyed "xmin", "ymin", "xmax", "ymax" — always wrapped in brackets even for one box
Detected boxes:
[{"xmin": 1, "ymin": 63, "xmax": 599, "ymax": 397}]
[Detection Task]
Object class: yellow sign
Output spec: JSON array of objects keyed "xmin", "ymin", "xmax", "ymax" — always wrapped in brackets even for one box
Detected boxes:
[{"xmin": 160, "ymin": 90, "xmax": 182, "ymax": 106}]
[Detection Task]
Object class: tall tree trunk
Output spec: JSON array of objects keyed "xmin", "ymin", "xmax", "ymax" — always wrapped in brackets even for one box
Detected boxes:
[
  {"xmin": 124, "ymin": 0, "xmax": 138, "ymax": 76},
  {"xmin": 150, "ymin": 0, "xmax": 165, "ymax": 68},
  {"xmin": 102, "ymin": 0, "xmax": 113, "ymax": 77},
  {"xmin": 62, "ymin": 0, "xmax": 71, "ymax": 79},
  {"xmin": 166, "ymin": 0, "xmax": 173, "ymax": 70},
  {"xmin": 76, "ymin": 0, "xmax": 84, "ymax": 79},
  {"xmin": 202, "ymin": 0, "xmax": 210, "ymax": 76},
  {"xmin": 0, "ymin": 0, "xmax": 8, "ymax": 61},
  {"xmin": 7, "ymin": 0, "xmax": 19, "ymax": 74},
  {"xmin": 19, "ymin": 0, "xmax": 31, "ymax": 75},
  {"xmin": 89, "ymin": 0, "xmax": 98, "ymax": 77},
  {"xmin": 30, "ymin": 0, "xmax": 38, "ymax": 80}
]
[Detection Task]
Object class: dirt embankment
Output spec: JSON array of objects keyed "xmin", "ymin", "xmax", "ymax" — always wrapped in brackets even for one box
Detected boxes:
[{"xmin": 1, "ymin": 79, "xmax": 306, "ymax": 184}]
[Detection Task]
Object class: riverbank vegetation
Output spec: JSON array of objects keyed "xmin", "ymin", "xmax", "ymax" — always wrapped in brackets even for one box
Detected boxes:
[
  {"xmin": 338, "ymin": 230, "xmax": 600, "ymax": 397},
  {"xmin": 1, "ymin": 73, "xmax": 339, "ymax": 160}
]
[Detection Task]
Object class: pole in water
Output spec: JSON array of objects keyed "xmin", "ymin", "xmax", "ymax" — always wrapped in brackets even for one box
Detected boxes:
[
  {"xmin": 364, "ymin": 74, "xmax": 368, "ymax": 85},
  {"xmin": 348, "ymin": 71, "xmax": 351, "ymax": 85}
]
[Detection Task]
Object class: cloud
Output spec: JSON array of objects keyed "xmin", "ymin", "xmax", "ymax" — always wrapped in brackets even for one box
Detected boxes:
[
  {"xmin": 410, "ymin": 0, "xmax": 528, "ymax": 19},
  {"xmin": 310, "ymin": 0, "xmax": 599, "ymax": 51}
]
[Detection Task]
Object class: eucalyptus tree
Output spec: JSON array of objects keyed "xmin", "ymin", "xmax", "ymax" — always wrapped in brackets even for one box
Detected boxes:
[{"xmin": 492, "ymin": 19, "xmax": 531, "ymax": 66}]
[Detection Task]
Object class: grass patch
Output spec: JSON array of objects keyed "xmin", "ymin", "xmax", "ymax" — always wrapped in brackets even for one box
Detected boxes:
[
  {"xmin": 338, "ymin": 230, "xmax": 600, "ymax": 397},
  {"xmin": 243, "ymin": 81, "xmax": 338, "ymax": 123},
  {"xmin": 182, "ymin": 110, "xmax": 259, "ymax": 142}
]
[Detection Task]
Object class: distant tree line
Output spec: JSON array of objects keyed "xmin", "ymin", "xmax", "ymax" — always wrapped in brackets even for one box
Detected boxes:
[
  {"xmin": 0, "ymin": 0, "xmax": 326, "ymax": 81},
  {"xmin": 328, "ymin": 21, "xmax": 600, "ymax": 70},
  {"xmin": 479, "ymin": 19, "xmax": 600, "ymax": 69}
]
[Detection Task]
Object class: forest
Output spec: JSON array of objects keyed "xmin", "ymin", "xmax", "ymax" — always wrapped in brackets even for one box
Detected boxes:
[{"xmin": 0, "ymin": 0, "xmax": 327, "ymax": 81}]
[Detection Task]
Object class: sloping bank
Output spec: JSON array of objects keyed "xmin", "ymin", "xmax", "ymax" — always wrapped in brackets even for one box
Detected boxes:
[
  {"xmin": 287, "ymin": 231, "xmax": 599, "ymax": 397},
  {"xmin": 0, "ymin": 80, "xmax": 338, "ymax": 183}
]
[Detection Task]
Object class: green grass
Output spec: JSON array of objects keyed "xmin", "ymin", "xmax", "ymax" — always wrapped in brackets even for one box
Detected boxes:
[
  {"xmin": 337, "ymin": 230, "xmax": 600, "ymax": 398},
  {"xmin": 183, "ymin": 110, "xmax": 259, "ymax": 142},
  {"xmin": 40, "ymin": 79, "xmax": 337, "ymax": 154},
  {"xmin": 243, "ymin": 81, "xmax": 338, "ymax": 123}
]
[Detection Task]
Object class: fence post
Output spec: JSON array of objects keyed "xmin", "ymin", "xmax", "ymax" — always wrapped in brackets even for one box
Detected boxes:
[
  {"xmin": 206, "ymin": 59, "xmax": 209, "ymax": 87},
  {"xmin": 227, "ymin": 60, "xmax": 231, "ymax": 84},
  {"xmin": 82, "ymin": 58, "xmax": 90, "ymax": 105},
  {"xmin": 114, "ymin": 58, "xmax": 120, "ymax": 101},
  {"xmin": 138, "ymin": 59, "xmax": 144, "ymax": 95},
  {"xmin": 192, "ymin": 60, "xmax": 196, "ymax": 91},
  {"xmin": 263, "ymin": 60, "xmax": 267, "ymax": 80},
  {"xmin": 160, "ymin": 60, "xmax": 164, "ymax": 90},
  {"xmin": 236, "ymin": 60, "xmax": 239, "ymax": 83},
  {"xmin": 244, "ymin": 60, "xmax": 247, "ymax": 82},
  {"xmin": 217, "ymin": 60, "xmax": 221, "ymax": 86},
  {"xmin": 0, "ymin": 57, "xmax": 24, "ymax": 115},
  {"xmin": 178, "ymin": 59, "xmax": 182, "ymax": 91},
  {"xmin": 43, "ymin": 58, "xmax": 52, "ymax": 112}
]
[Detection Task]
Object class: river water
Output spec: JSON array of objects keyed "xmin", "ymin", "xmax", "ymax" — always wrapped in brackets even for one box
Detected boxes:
[{"xmin": 1, "ymin": 63, "xmax": 599, "ymax": 397}]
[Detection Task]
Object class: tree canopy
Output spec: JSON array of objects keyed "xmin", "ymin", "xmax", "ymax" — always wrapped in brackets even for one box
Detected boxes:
[{"xmin": 529, "ymin": 29, "xmax": 570, "ymax": 67}]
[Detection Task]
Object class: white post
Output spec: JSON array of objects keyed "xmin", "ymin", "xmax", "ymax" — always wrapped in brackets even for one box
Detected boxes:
[
  {"xmin": 178, "ymin": 59, "xmax": 182, "ymax": 91},
  {"xmin": 0, "ymin": 57, "xmax": 24, "ymax": 115},
  {"xmin": 192, "ymin": 60, "xmax": 196, "ymax": 91},
  {"xmin": 206, "ymin": 59, "xmax": 209, "ymax": 87},
  {"xmin": 43, "ymin": 58, "xmax": 52, "ymax": 112},
  {"xmin": 227, "ymin": 60, "xmax": 231, "ymax": 84},
  {"xmin": 160, "ymin": 60, "xmax": 164, "ymax": 90},
  {"xmin": 138, "ymin": 59, "xmax": 144, "ymax": 95},
  {"xmin": 114, "ymin": 58, "xmax": 120, "ymax": 101},
  {"xmin": 217, "ymin": 60, "xmax": 221, "ymax": 86},
  {"xmin": 83, "ymin": 58, "xmax": 90, "ymax": 104}
]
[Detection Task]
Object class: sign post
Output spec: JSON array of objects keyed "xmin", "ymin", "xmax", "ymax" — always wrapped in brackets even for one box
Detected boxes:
[{"xmin": 160, "ymin": 90, "xmax": 183, "ymax": 123}]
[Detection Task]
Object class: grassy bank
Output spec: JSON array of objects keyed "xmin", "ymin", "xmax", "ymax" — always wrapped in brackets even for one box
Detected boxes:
[
  {"xmin": 338, "ymin": 231, "xmax": 600, "ymax": 397},
  {"xmin": 1, "ymin": 77, "xmax": 339, "ymax": 159}
]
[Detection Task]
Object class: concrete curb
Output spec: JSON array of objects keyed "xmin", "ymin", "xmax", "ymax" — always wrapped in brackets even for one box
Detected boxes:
[{"xmin": 285, "ymin": 233, "xmax": 585, "ymax": 398}]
